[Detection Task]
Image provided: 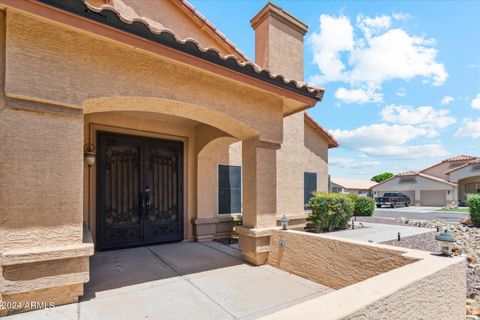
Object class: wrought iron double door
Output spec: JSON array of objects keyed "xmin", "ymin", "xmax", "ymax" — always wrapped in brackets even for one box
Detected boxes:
[{"xmin": 97, "ymin": 132, "xmax": 183, "ymax": 250}]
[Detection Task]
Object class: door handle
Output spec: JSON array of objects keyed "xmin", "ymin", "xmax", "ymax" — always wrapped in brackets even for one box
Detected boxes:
[{"xmin": 144, "ymin": 186, "xmax": 151, "ymax": 209}]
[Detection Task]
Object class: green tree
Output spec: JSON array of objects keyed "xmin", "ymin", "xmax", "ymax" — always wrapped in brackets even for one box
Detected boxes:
[{"xmin": 371, "ymin": 172, "xmax": 394, "ymax": 183}]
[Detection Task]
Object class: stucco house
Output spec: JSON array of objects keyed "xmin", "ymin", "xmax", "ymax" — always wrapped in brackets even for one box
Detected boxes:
[
  {"xmin": 371, "ymin": 155, "xmax": 480, "ymax": 207},
  {"xmin": 330, "ymin": 178, "xmax": 376, "ymax": 196},
  {"xmin": 0, "ymin": 0, "xmax": 342, "ymax": 311},
  {"xmin": 0, "ymin": 1, "xmax": 467, "ymax": 318}
]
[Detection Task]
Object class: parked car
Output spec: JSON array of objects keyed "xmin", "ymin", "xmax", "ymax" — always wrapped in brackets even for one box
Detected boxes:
[{"xmin": 376, "ymin": 193, "xmax": 410, "ymax": 208}]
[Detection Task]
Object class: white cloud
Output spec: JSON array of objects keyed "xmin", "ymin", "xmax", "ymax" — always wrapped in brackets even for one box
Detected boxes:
[
  {"xmin": 308, "ymin": 13, "xmax": 448, "ymax": 101},
  {"xmin": 468, "ymin": 63, "xmax": 480, "ymax": 69},
  {"xmin": 440, "ymin": 96, "xmax": 454, "ymax": 105},
  {"xmin": 455, "ymin": 117, "xmax": 480, "ymax": 139},
  {"xmin": 392, "ymin": 12, "xmax": 412, "ymax": 21},
  {"xmin": 330, "ymin": 123, "xmax": 448, "ymax": 159},
  {"xmin": 335, "ymin": 87, "xmax": 383, "ymax": 104},
  {"xmin": 330, "ymin": 157, "xmax": 381, "ymax": 169},
  {"xmin": 357, "ymin": 14, "xmax": 391, "ymax": 38},
  {"xmin": 359, "ymin": 144, "xmax": 448, "ymax": 159},
  {"xmin": 396, "ymin": 88, "xmax": 407, "ymax": 97},
  {"xmin": 308, "ymin": 14, "xmax": 354, "ymax": 84},
  {"xmin": 331, "ymin": 123, "xmax": 430, "ymax": 147},
  {"xmin": 380, "ymin": 105, "xmax": 456, "ymax": 135},
  {"xmin": 471, "ymin": 93, "xmax": 480, "ymax": 109}
]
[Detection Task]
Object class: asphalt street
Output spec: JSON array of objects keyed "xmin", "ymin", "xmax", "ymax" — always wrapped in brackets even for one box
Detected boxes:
[{"xmin": 373, "ymin": 206, "xmax": 468, "ymax": 224}]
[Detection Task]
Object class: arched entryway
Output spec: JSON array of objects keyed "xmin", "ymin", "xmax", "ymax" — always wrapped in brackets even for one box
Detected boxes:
[{"xmin": 82, "ymin": 97, "xmax": 260, "ymax": 249}]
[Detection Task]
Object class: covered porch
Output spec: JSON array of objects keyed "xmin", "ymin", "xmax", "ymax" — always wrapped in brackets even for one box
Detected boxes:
[{"xmin": 2, "ymin": 241, "xmax": 333, "ymax": 320}]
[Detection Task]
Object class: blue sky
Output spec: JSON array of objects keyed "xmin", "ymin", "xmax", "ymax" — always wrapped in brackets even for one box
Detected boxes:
[{"xmin": 190, "ymin": 0, "xmax": 480, "ymax": 180}]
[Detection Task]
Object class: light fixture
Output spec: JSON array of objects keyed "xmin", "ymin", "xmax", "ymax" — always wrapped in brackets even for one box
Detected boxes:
[
  {"xmin": 280, "ymin": 215, "xmax": 289, "ymax": 230},
  {"xmin": 435, "ymin": 230, "xmax": 456, "ymax": 256},
  {"xmin": 84, "ymin": 143, "xmax": 96, "ymax": 166}
]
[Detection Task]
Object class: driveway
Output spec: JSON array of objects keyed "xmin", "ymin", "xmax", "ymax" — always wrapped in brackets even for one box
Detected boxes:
[
  {"xmin": 4, "ymin": 242, "xmax": 332, "ymax": 320},
  {"xmin": 373, "ymin": 206, "xmax": 468, "ymax": 224},
  {"xmin": 327, "ymin": 222, "xmax": 433, "ymax": 243}
]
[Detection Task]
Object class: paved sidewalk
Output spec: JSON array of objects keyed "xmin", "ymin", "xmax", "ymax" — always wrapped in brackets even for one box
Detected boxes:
[
  {"xmin": 5, "ymin": 242, "xmax": 333, "ymax": 320},
  {"xmin": 327, "ymin": 222, "xmax": 434, "ymax": 243}
]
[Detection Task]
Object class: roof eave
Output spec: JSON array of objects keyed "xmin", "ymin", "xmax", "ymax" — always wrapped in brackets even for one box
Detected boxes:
[{"xmin": 14, "ymin": 0, "xmax": 321, "ymax": 107}]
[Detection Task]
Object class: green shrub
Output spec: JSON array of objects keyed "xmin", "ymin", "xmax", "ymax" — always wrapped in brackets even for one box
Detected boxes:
[
  {"xmin": 467, "ymin": 194, "xmax": 480, "ymax": 227},
  {"xmin": 307, "ymin": 193, "xmax": 354, "ymax": 232},
  {"xmin": 353, "ymin": 196, "xmax": 375, "ymax": 216}
]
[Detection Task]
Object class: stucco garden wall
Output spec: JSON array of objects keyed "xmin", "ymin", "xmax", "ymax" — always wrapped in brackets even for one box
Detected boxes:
[
  {"xmin": 268, "ymin": 230, "xmax": 415, "ymax": 289},
  {"xmin": 264, "ymin": 230, "xmax": 465, "ymax": 320}
]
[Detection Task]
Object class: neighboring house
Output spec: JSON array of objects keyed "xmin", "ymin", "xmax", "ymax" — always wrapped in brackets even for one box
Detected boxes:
[
  {"xmin": 0, "ymin": 0, "xmax": 338, "ymax": 312},
  {"xmin": 371, "ymin": 155, "xmax": 480, "ymax": 207},
  {"xmin": 331, "ymin": 178, "xmax": 376, "ymax": 195}
]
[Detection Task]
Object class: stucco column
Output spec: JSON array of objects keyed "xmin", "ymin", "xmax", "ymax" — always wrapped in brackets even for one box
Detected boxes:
[
  {"xmin": 237, "ymin": 137, "xmax": 280, "ymax": 265},
  {"xmin": 0, "ymin": 101, "xmax": 93, "ymax": 315}
]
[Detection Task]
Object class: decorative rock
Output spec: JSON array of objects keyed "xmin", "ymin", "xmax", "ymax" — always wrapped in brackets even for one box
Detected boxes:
[
  {"xmin": 469, "ymin": 254, "xmax": 479, "ymax": 264},
  {"xmin": 462, "ymin": 217, "xmax": 473, "ymax": 225}
]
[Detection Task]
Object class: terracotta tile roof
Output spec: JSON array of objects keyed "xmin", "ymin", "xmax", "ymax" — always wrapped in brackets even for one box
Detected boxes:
[
  {"xmin": 445, "ymin": 158, "xmax": 480, "ymax": 174},
  {"xmin": 397, "ymin": 171, "xmax": 419, "ymax": 177},
  {"xmin": 442, "ymin": 155, "xmax": 478, "ymax": 162},
  {"xmin": 176, "ymin": 0, "xmax": 251, "ymax": 63},
  {"xmin": 304, "ymin": 112, "xmax": 339, "ymax": 148},
  {"xmin": 40, "ymin": 0, "xmax": 324, "ymax": 101}
]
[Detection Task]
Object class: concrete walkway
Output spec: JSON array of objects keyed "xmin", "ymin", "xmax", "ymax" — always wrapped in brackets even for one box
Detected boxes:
[
  {"xmin": 327, "ymin": 222, "xmax": 434, "ymax": 243},
  {"xmin": 5, "ymin": 242, "xmax": 332, "ymax": 320}
]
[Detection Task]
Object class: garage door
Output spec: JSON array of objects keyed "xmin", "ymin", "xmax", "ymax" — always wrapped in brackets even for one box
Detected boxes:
[
  {"xmin": 420, "ymin": 190, "xmax": 446, "ymax": 206},
  {"xmin": 402, "ymin": 191, "xmax": 415, "ymax": 204}
]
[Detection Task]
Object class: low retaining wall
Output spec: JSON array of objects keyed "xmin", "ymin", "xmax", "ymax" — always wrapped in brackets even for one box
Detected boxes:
[{"xmin": 263, "ymin": 230, "xmax": 465, "ymax": 320}]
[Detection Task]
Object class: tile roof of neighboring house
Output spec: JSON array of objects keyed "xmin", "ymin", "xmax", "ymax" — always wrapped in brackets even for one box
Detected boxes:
[
  {"xmin": 420, "ymin": 155, "xmax": 479, "ymax": 174},
  {"xmin": 39, "ymin": 0, "xmax": 324, "ymax": 102},
  {"xmin": 331, "ymin": 178, "xmax": 376, "ymax": 190},
  {"xmin": 304, "ymin": 112, "xmax": 339, "ymax": 148},
  {"xmin": 445, "ymin": 158, "xmax": 480, "ymax": 174},
  {"xmin": 373, "ymin": 171, "xmax": 458, "ymax": 188},
  {"xmin": 442, "ymin": 155, "xmax": 478, "ymax": 163}
]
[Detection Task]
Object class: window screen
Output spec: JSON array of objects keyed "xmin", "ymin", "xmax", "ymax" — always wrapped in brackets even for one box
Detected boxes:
[
  {"xmin": 218, "ymin": 165, "xmax": 242, "ymax": 214},
  {"xmin": 304, "ymin": 172, "xmax": 317, "ymax": 210}
]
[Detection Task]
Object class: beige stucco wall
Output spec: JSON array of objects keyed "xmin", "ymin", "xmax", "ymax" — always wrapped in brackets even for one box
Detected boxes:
[
  {"xmin": 421, "ymin": 162, "xmax": 451, "ymax": 180},
  {"xmin": 422, "ymin": 160, "xmax": 472, "ymax": 180},
  {"xmin": 268, "ymin": 230, "xmax": 414, "ymax": 289},
  {"xmin": 304, "ymin": 119, "xmax": 329, "ymax": 193},
  {"xmin": 5, "ymin": 11, "xmax": 284, "ymax": 144},
  {"xmin": 197, "ymin": 138, "xmax": 241, "ymax": 219},
  {"xmin": 449, "ymin": 163, "xmax": 480, "ymax": 182},
  {"xmin": 263, "ymin": 230, "xmax": 465, "ymax": 320}
]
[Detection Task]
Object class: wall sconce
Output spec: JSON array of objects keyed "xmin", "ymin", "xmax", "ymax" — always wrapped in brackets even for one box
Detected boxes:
[
  {"xmin": 84, "ymin": 143, "xmax": 96, "ymax": 166},
  {"xmin": 280, "ymin": 215, "xmax": 289, "ymax": 230}
]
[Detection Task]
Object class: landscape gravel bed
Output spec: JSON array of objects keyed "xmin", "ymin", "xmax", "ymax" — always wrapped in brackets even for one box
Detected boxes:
[{"xmin": 377, "ymin": 217, "xmax": 480, "ymax": 318}]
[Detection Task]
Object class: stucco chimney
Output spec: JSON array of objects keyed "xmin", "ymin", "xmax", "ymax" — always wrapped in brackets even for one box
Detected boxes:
[{"xmin": 251, "ymin": 2, "xmax": 308, "ymax": 81}]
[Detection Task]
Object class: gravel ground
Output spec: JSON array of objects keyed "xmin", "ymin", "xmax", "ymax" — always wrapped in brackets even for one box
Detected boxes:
[{"xmin": 380, "ymin": 230, "xmax": 439, "ymax": 252}]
